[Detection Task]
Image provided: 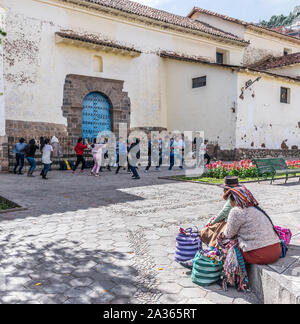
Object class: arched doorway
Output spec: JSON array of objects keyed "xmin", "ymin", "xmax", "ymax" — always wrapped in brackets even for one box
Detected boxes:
[{"xmin": 82, "ymin": 92, "xmax": 111, "ymax": 141}]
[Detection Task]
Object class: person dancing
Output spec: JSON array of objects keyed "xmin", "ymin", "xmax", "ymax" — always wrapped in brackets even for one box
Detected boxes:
[
  {"xmin": 90, "ymin": 138, "xmax": 107, "ymax": 177},
  {"xmin": 72, "ymin": 137, "xmax": 88, "ymax": 174}
]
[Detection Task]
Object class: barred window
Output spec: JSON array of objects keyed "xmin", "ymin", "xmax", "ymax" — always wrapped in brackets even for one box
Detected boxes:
[
  {"xmin": 192, "ymin": 76, "xmax": 207, "ymax": 88},
  {"xmin": 280, "ymin": 87, "xmax": 290, "ymax": 104},
  {"xmin": 216, "ymin": 52, "xmax": 224, "ymax": 64}
]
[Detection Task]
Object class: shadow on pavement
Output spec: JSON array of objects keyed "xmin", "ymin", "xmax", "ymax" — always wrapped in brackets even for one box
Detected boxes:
[{"xmin": 0, "ymin": 233, "xmax": 161, "ymax": 304}]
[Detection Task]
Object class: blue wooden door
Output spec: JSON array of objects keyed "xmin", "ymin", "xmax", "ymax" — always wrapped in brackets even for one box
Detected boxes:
[{"xmin": 82, "ymin": 92, "xmax": 111, "ymax": 141}]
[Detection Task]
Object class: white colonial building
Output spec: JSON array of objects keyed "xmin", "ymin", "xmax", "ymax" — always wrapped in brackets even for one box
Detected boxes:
[{"xmin": 0, "ymin": 0, "xmax": 300, "ymax": 170}]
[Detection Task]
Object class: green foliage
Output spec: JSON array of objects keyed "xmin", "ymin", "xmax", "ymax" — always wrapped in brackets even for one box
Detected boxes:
[
  {"xmin": 206, "ymin": 165, "xmax": 258, "ymax": 179},
  {"xmin": 0, "ymin": 28, "xmax": 6, "ymax": 45},
  {"xmin": 259, "ymin": 7, "xmax": 300, "ymax": 27}
]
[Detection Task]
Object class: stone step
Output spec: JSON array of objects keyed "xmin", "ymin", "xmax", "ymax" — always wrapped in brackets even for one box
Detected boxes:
[{"xmin": 248, "ymin": 233, "xmax": 300, "ymax": 304}]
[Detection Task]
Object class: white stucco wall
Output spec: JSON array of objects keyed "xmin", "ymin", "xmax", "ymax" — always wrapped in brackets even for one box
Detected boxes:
[
  {"xmin": 191, "ymin": 12, "xmax": 246, "ymax": 40},
  {"xmin": 236, "ymin": 72, "xmax": 300, "ymax": 150},
  {"xmin": 268, "ymin": 64, "xmax": 300, "ymax": 79},
  {"xmin": 0, "ymin": 5, "xmax": 5, "ymax": 136},
  {"xmin": 243, "ymin": 30, "xmax": 300, "ymax": 65},
  {"xmin": 164, "ymin": 59, "xmax": 238, "ymax": 150},
  {"xmin": 0, "ymin": 0, "xmax": 245, "ymax": 132},
  {"xmin": 191, "ymin": 12, "xmax": 300, "ymax": 67}
]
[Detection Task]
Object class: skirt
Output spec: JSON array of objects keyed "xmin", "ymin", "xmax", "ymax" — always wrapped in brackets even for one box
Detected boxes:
[{"xmin": 241, "ymin": 243, "xmax": 281, "ymax": 265}]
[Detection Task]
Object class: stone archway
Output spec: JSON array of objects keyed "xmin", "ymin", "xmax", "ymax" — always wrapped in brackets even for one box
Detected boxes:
[{"xmin": 62, "ymin": 74, "xmax": 131, "ymax": 139}]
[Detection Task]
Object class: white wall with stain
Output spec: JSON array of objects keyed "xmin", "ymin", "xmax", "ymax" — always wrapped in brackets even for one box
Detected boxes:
[
  {"xmin": 164, "ymin": 59, "xmax": 238, "ymax": 150},
  {"xmin": 0, "ymin": 5, "xmax": 5, "ymax": 136},
  {"xmin": 268, "ymin": 64, "xmax": 300, "ymax": 79},
  {"xmin": 1, "ymin": 0, "xmax": 300, "ymax": 152},
  {"xmin": 0, "ymin": 0, "xmax": 245, "ymax": 132},
  {"xmin": 243, "ymin": 30, "xmax": 300, "ymax": 66},
  {"xmin": 236, "ymin": 72, "xmax": 300, "ymax": 150}
]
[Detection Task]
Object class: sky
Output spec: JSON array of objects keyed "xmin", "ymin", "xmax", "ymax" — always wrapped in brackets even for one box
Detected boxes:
[{"xmin": 133, "ymin": 0, "xmax": 300, "ymax": 23}]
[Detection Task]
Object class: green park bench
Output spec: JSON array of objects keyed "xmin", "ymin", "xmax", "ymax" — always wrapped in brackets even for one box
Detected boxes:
[{"xmin": 252, "ymin": 158, "xmax": 300, "ymax": 184}]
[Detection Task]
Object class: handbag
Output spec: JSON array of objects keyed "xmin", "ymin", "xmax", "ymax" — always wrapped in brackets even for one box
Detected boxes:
[
  {"xmin": 255, "ymin": 206, "xmax": 291, "ymax": 258},
  {"xmin": 191, "ymin": 251, "xmax": 223, "ymax": 287},
  {"xmin": 175, "ymin": 227, "xmax": 201, "ymax": 262}
]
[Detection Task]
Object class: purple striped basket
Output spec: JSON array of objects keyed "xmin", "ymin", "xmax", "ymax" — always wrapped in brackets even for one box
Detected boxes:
[{"xmin": 175, "ymin": 227, "xmax": 202, "ymax": 262}]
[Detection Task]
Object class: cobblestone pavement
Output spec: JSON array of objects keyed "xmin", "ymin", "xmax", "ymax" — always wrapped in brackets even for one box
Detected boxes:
[{"xmin": 0, "ymin": 168, "xmax": 299, "ymax": 304}]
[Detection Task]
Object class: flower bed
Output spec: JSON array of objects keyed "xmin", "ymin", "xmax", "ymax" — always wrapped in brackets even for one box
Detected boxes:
[
  {"xmin": 206, "ymin": 160, "xmax": 256, "ymax": 179},
  {"xmin": 206, "ymin": 159, "xmax": 300, "ymax": 179},
  {"xmin": 286, "ymin": 160, "xmax": 300, "ymax": 169}
]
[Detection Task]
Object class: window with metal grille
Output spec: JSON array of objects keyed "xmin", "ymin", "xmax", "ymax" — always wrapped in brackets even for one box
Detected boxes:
[
  {"xmin": 280, "ymin": 87, "xmax": 290, "ymax": 104},
  {"xmin": 192, "ymin": 76, "xmax": 206, "ymax": 88},
  {"xmin": 216, "ymin": 52, "xmax": 224, "ymax": 64}
]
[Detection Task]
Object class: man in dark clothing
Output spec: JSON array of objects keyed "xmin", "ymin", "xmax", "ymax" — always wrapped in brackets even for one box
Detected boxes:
[
  {"xmin": 25, "ymin": 139, "xmax": 39, "ymax": 177},
  {"xmin": 144, "ymin": 137, "xmax": 162, "ymax": 173},
  {"xmin": 203, "ymin": 139, "xmax": 211, "ymax": 165}
]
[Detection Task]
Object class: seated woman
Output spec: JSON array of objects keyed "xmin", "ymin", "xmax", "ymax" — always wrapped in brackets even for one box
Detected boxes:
[
  {"xmin": 199, "ymin": 176, "xmax": 239, "ymax": 248},
  {"xmin": 223, "ymin": 185, "xmax": 281, "ymax": 265}
]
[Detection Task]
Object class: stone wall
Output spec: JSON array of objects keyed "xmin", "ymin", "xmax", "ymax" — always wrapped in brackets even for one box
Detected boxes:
[
  {"xmin": 6, "ymin": 120, "xmax": 68, "ymax": 139},
  {"xmin": 210, "ymin": 146, "xmax": 300, "ymax": 161},
  {"xmin": 0, "ymin": 135, "xmax": 8, "ymax": 172},
  {"xmin": 62, "ymin": 74, "xmax": 131, "ymax": 139},
  {"xmin": 235, "ymin": 148, "xmax": 300, "ymax": 161}
]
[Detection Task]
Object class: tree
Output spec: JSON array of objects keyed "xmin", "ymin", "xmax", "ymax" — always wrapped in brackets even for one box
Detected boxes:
[{"xmin": 258, "ymin": 6, "xmax": 300, "ymax": 27}]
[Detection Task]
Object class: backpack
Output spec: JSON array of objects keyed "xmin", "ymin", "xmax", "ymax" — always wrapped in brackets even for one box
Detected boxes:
[{"xmin": 59, "ymin": 161, "xmax": 68, "ymax": 171}]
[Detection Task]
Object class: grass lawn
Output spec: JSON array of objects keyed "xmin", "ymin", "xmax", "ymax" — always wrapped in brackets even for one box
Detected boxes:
[
  {"xmin": 174, "ymin": 173, "xmax": 300, "ymax": 185},
  {"xmin": 0, "ymin": 197, "xmax": 19, "ymax": 211}
]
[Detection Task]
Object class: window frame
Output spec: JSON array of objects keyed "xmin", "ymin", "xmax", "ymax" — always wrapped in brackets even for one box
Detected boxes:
[
  {"xmin": 283, "ymin": 48, "xmax": 292, "ymax": 56},
  {"xmin": 192, "ymin": 76, "xmax": 207, "ymax": 89},
  {"xmin": 216, "ymin": 48, "xmax": 230, "ymax": 65},
  {"xmin": 216, "ymin": 52, "xmax": 224, "ymax": 64},
  {"xmin": 280, "ymin": 87, "xmax": 291, "ymax": 104}
]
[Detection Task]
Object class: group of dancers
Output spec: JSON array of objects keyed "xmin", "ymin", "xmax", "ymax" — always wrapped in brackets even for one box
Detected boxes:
[
  {"xmin": 13, "ymin": 133, "xmax": 211, "ymax": 180},
  {"xmin": 72, "ymin": 134, "xmax": 211, "ymax": 180},
  {"xmin": 13, "ymin": 136, "xmax": 60, "ymax": 179}
]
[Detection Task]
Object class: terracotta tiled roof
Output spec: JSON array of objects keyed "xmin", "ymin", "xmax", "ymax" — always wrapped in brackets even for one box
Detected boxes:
[
  {"xmin": 60, "ymin": 0, "xmax": 247, "ymax": 44},
  {"xmin": 248, "ymin": 52, "xmax": 300, "ymax": 70},
  {"xmin": 187, "ymin": 7, "xmax": 248, "ymax": 25},
  {"xmin": 158, "ymin": 50, "xmax": 212, "ymax": 64},
  {"xmin": 55, "ymin": 30, "xmax": 141, "ymax": 53},
  {"xmin": 187, "ymin": 7, "xmax": 300, "ymax": 43},
  {"xmin": 158, "ymin": 50, "xmax": 300, "ymax": 83}
]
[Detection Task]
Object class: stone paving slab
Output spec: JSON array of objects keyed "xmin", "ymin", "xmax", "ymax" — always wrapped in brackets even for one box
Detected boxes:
[{"xmin": 0, "ymin": 168, "xmax": 299, "ymax": 303}]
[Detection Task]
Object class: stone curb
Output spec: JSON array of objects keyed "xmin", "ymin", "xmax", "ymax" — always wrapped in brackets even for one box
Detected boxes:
[
  {"xmin": 158, "ymin": 175, "xmax": 300, "ymax": 186},
  {"xmin": 248, "ymin": 263, "xmax": 300, "ymax": 304},
  {"xmin": 0, "ymin": 196, "xmax": 26, "ymax": 214},
  {"xmin": 248, "ymin": 233, "xmax": 300, "ymax": 304}
]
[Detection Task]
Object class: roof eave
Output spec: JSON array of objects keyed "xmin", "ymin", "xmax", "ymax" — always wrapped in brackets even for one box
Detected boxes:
[
  {"xmin": 159, "ymin": 51, "xmax": 300, "ymax": 83},
  {"xmin": 59, "ymin": 0, "xmax": 248, "ymax": 47}
]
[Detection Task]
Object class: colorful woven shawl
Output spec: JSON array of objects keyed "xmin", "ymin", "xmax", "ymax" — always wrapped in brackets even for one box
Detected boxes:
[
  {"xmin": 228, "ymin": 185, "xmax": 258, "ymax": 209},
  {"xmin": 217, "ymin": 233, "xmax": 249, "ymax": 292}
]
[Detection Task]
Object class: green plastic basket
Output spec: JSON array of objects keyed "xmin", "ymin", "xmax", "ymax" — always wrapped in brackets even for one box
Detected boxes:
[{"xmin": 191, "ymin": 251, "xmax": 223, "ymax": 287}]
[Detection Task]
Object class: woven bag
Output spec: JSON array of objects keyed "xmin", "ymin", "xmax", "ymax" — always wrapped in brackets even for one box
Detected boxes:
[
  {"xmin": 175, "ymin": 227, "xmax": 201, "ymax": 262},
  {"xmin": 191, "ymin": 251, "xmax": 223, "ymax": 287},
  {"xmin": 274, "ymin": 226, "xmax": 292, "ymax": 246}
]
